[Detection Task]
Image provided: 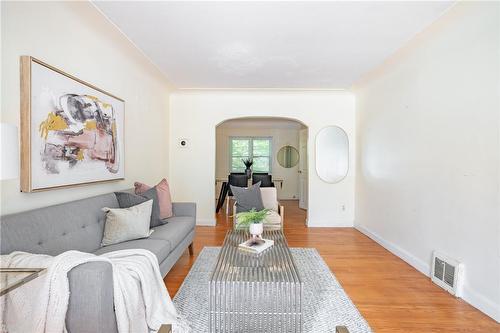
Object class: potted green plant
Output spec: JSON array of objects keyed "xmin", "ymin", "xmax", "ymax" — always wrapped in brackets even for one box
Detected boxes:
[
  {"xmin": 235, "ymin": 208, "xmax": 269, "ymax": 238},
  {"xmin": 241, "ymin": 158, "xmax": 253, "ymax": 179}
]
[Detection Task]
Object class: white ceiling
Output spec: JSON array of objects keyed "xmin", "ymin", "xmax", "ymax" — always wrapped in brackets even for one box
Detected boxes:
[{"xmin": 93, "ymin": 1, "xmax": 454, "ymax": 89}]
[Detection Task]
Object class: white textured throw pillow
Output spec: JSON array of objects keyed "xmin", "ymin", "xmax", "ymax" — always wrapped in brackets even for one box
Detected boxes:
[{"xmin": 101, "ymin": 199, "xmax": 153, "ymax": 246}]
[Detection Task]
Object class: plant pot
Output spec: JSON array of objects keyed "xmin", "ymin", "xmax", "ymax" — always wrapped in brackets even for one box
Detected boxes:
[
  {"xmin": 249, "ymin": 222, "xmax": 263, "ymax": 238},
  {"xmin": 245, "ymin": 168, "xmax": 252, "ymax": 179}
]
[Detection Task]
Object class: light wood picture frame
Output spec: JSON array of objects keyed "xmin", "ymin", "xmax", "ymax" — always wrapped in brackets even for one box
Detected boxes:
[{"xmin": 20, "ymin": 56, "xmax": 125, "ymax": 192}]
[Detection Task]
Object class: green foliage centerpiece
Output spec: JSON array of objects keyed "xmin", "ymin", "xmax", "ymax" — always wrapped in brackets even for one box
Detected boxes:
[
  {"xmin": 235, "ymin": 208, "xmax": 269, "ymax": 239},
  {"xmin": 235, "ymin": 208, "xmax": 269, "ymax": 228}
]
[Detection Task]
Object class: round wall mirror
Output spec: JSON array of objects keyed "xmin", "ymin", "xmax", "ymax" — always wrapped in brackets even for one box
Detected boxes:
[
  {"xmin": 277, "ymin": 145, "xmax": 299, "ymax": 168},
  {"xmin": 315, "ymin": 126, "xmax": 349, "ymax": 183}
]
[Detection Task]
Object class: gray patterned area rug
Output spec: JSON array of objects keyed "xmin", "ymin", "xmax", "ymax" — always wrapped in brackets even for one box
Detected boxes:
[{"xmin": 173, "ymin": 247, "xmax": 372, "ymax": 333}]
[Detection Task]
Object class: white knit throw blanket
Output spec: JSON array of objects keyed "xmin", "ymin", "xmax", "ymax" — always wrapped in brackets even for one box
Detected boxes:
[{"xmin": 0, "ymin": 249, "xmax": 191, "ymax": 333}]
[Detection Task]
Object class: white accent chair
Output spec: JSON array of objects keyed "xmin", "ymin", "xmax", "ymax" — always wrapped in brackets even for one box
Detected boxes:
[{"xmin": 233, "ymin": 187, "xmax": 284, "ymax": 230}]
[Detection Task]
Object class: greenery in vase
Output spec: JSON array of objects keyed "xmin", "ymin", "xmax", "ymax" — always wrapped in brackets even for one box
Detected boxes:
[
  {"xmin": 235, "ymin": 208, "xmax": 269, "ymax": 229},
  {"xmin": 242, "ymin": 158, "xmax": 253, "ymax": 169}
]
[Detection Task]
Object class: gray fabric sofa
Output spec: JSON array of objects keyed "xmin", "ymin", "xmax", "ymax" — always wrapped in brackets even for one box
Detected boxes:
[{"xmin": 0, "ymin": 192, "xmax": 196, "ymax": 333}]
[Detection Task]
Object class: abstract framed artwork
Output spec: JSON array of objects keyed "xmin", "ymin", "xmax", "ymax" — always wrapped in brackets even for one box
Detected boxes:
[{"xmin": 20, "ymin": 56, "xmax": 125, "ymax": 192}]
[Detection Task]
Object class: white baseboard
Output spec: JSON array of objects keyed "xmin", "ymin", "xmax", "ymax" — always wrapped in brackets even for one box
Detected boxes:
[
  {"xmin": 355, "ymin": 225, "xmax": 430, "ymax": 276},
  {"xmin": 355, "ymin": 224, "xmax": 500, "ymax": 323},
  {"xmin": 462, "ymin": 285, "xmax": 500, "ymax": 323},
  {"xmin": 196, "ymin": 218, "xmax": 216, "ymax": 226},
  {"xmin": 308, "ymin": 220, "xmax": 354, "ymax": 227}
]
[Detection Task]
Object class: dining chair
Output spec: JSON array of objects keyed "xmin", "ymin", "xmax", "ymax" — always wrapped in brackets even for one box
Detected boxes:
[{"xmin": 252, "ymin": 173, "xmax": 274, "ymax": 187}]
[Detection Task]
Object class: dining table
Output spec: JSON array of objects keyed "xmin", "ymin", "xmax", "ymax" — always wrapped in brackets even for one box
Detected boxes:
[{"xmin": 215, "ymin": 177, "xmax": 284, "ymax": 213}]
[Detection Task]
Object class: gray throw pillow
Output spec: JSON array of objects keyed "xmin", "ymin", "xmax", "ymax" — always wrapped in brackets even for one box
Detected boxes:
[
  {"xmin": 115, "ymin": 189, "xmax": 163, "ymax": 228},
  {"xmin": 230, "ymin": 181, "xmax": 264, "ymax": 213}
]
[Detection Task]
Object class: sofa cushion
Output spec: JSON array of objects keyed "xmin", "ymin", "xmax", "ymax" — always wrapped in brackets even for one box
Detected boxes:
[
  {"xmin": 115, "ymin": 189, "xmax": 162, "ymax": 228},
  {"xmin": 260, "ymin": 187, "xmax": 279, "ymax": 212},
  {"xmin": 230, "ymin": 182, "xmax": 264, "ymax": 213},
  {"xmin": 0, "ymin": 193, "xmax": 119, "ymax": 256},
  {"xmin": 135, "ymin": 179, "xmax": 173, "ymax": 219},
  {"xmin": 93, "ymin": 238, "xmax": 171, "ymax": 263},
  {"xmin": 264, "ymin": 210, "xmax": 282, "ymax": 226},
  {"xmin": 149, "ymin": 216, "xmax": 195, "ymax": 250},
  {"xmin": 101, "ymin": 200, "xmax": 154, "ymax": 246}
]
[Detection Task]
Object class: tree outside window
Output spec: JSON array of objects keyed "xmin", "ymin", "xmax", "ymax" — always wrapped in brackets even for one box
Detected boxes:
[{"xmin": 230, "ymin": 137, "xmax": 271, "ymax": 173}]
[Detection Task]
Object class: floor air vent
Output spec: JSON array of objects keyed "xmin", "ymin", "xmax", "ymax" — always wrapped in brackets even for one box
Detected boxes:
[{"xmin": 431, "ymin": 251, "xmax": 464, "ymax": 297}]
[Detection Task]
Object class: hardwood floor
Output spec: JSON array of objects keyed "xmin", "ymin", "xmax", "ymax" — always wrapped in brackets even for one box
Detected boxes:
[{"xmin": 165, "ymin": 200, "xmax": 499, "ymax": 333}]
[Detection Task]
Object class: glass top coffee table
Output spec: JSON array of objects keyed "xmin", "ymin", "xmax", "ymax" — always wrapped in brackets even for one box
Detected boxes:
[
  {"xmin": 0, "ymin": 268, "xmax": 46, "ymax": 296},
  {"xmin": 209, "ymin": 229, "xmax": 303, "ymax": 333}
]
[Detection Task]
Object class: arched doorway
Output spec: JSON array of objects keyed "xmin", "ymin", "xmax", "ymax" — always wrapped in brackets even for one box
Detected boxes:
[{"xmin": 214, "ymin": 117, "xmax": 308, "ymax": 225}]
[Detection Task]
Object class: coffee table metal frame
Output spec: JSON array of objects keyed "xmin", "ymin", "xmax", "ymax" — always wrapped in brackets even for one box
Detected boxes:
[{"xmin": 209, "ymin": 229, "xmax": 303, "ymax": 333}]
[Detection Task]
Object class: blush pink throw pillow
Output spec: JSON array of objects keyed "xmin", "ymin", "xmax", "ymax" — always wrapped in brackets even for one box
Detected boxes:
[{"xmin": 134, "ymin": 178, "xmax": 173, "ymax": 219}]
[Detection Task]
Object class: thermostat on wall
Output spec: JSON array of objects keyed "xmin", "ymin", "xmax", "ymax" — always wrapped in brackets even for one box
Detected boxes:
[{"xmin": 179, "ymin": 138, "xmax": 189, "ymax": 148}]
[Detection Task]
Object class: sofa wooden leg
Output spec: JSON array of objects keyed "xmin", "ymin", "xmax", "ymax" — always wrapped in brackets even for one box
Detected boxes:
[{"xmin": 188, "ymin": 243, "xmax": 194, "ymax": 256}]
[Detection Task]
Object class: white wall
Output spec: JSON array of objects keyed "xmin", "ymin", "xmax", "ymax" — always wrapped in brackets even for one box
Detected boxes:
[
  {"xmin": 169, "ymin": 91, "xmax": 355, "ymax": 226},
  {"xmin": 216, "ymin": 125, "xmax": 301, "ymax": 199},
  {"xmin": 353, "ymin": 2, "xmax": 500, "ymax": 321},
  {"xmin": 1, "ymin": 1, "xmax": 171, "ymax": 215}
]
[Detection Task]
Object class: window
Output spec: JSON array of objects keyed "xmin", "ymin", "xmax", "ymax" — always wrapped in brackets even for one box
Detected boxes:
[{"xmin": 230, "ymin": 137, "xmax": 272, "ymax": 173}]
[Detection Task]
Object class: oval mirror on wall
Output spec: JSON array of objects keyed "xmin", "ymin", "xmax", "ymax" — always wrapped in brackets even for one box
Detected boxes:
[
  {"xmin": 315, "ymin": 126, "xmax": 349, "ymax": 183},
  {"xmin": 277, "ymin": 145, "xmax": 299, "ymax": 168}
]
